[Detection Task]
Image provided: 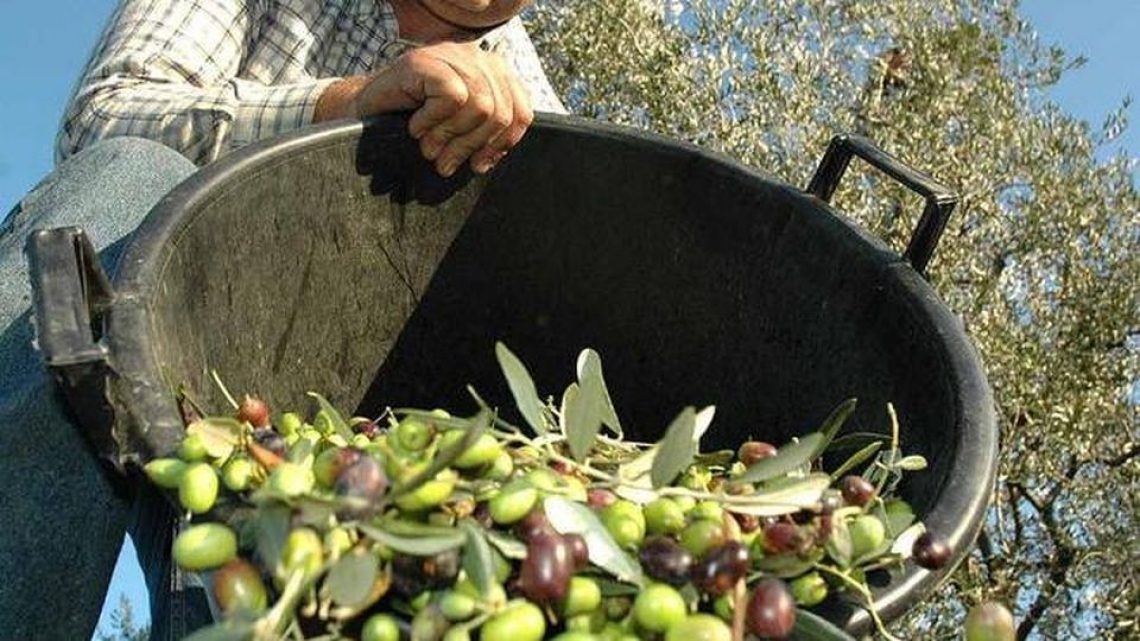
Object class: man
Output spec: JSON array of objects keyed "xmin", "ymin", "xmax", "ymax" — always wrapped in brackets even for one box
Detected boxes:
[{"xmin": 0, "ymin": 1, "xmax": 562, "ymax": 638}]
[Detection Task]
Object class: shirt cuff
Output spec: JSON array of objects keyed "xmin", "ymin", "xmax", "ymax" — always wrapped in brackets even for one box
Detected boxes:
[{"xmin": 229, "ymin": 77, "xmax": 341, "ymax": 151}]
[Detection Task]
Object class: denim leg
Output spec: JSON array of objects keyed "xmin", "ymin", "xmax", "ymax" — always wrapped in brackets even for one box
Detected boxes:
[{"xmin": 0, "ymin": 137, "xmax": 198, "ymax": 640}]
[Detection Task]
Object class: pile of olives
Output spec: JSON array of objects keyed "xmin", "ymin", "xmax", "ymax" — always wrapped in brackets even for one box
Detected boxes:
[{"xmin": 146, "ymin": 348, "xmax": 965, "ymax": 641}]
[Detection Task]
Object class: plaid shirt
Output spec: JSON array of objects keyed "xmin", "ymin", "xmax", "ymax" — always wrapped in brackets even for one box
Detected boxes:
[{"xmin": 57, "ymin": 0, "xmax": 566, "ymax": 166}]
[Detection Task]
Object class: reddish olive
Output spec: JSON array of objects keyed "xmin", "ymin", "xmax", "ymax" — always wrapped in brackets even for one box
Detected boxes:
[{"xmin": 745, "ymin": 578, "xmax": 796, "ymax": 639}]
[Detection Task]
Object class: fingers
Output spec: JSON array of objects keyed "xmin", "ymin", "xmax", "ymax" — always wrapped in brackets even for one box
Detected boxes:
[{"xmin": 396, "ymin": 43, "xmax": 534, "ymax": 177}]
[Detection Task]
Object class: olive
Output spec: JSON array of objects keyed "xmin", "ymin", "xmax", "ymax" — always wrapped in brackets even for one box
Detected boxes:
[
  {"xmin": 789, "ymin": 571, "xmax": 828, "ymax": 607},
  {"xmin": 965, "ymin": 601, "xmax": 1016, "ymax": 641},
  {"xmin": 482, "ymin": 450, "xmax": 515, "ymax": 481},
  {"xmin": 515, "ymin": 508, "xmax": 554, "ymax": 542},
  {"xmin": 565, "ymin": 532, "xmax": 590, "ymax": 568},
  {"xmin": 395, "ymin": 417, "xmax": 435, "ymax": 452},
  {"xmin": 237, "ymin": 395, "xmax": 271, "ymax": 428},
  {"xmin": 411, "ymin": 604, "xmax": 448, "ymax": 641},
  {"xmin": 277, "ymin": 411, "xmax": 303, "ymax": 438},
  {"xmin": 587, "ymin": 488, "xmax": 618, "ymax": 509},
  {"xmin": 848, "ymin": 515, "xmax": 886, "ymax": 559},
  {"xmin": 839, "ymin": 475, "xmax": 876, "ymax": 507},
  {"xmin": 912, "ymin": 531, "xmax": 952, "ymax": 570},
  {"xmin": 438, "ymin": 590, "xmax": 478, "ymax": 621},
  {"xmin": 448, "ymin": 432, "xmax": 503, "ymax": 469},
  {"xmin": 324, "ymin": 527, "xmax": 354, "ymax": 559},
  {"xmin": 745, "ymin": 578, "xmax": 796, "ymax": 639},
  {"xmin": 603, "ymin": 596, "xmax": 633, "ymax": 621},
  {"xmin": 664, "ymin": 614, "xmax": 732, "ymax": 641},
  {"xmin": 481, "ymin": 601, "xmax": 546, "ymax": 641},
  {"xmin": 178, "ymin": 432, "xmax": 210, "ymax": 462},
  {"xmin": 391, "ymin": 549, "xmax": 461, "ymax": 597},
  {"xmin": 278, "ymin": 527, "xmax": 324, "ymax": 585},
  {"xmin": 760, "ymin": 521, "xmax": 807, "ymax": 555},
  {"xmin": 691, "ymin": 541, "xmax": 751, "ymax": 596},
  {"xmin": 638, "ymin": 536, "xmax": 694, "ymax": 586},
  {"xmin": 713, "ymin": 592, "xmax": 735, "ymax": 621},
  {"xmin": 361, "ymin": 613, "xmax": 402, "ymax": 641},
  {"xmin": 394, "ymin": 470, "xmax": 457, "ymax": 512},
  {"xmin": 689, "ymin": 501, "xmax": 725, "ymax": 523},
  {"xmin": 519, "ymin": 531, "xmax": 574, "ymax": 604},
  {"xmin": 179, "ymin": 462, "xmax": 219, "ymax": 514},
  {"xmin": 600, "ymin": 501, "xmax": 646, "ymax": 550},
  {"xmin": 265, "ymin": 462, "xmax": 315, "ymax": 498},
  {"xmin": 253, "ymin": 427, "xmax": 288, "ymax": 459},
  {"xmin": 679, "ymin": 519, "xmax": 725, "ymax": 559},
  {"xmin": 213, "ymin": 558, "xmax": 268, "ymax": 614},
  {"xmin": 561, "ymin": 576, "xmax": 603, "ymax": 617},
  {"xmin": 221, "ymin": 457, "xmax": 255, "ymax": 492},
  {"xmin": 633, "ymin": 583, "xmax": 688, "ymax": 633},
  {"xmin": 335, "ymin": 455, "xmax": 387, "ymax": 504},
  {"xmin": 738, "ymin": 440, "xmax": 778, "ymax": 466},
  {"xmin": 313, "ymin": 447, "xmax": 363, "ymax": 488},
  {"xmin": 644, "ymin": 498, "xmax": 687, "ymax": 535},
  {"xmin": 550, "ymin": 632, "xmax": 598, "ymax": 641},
  {"xmin": 172, "ymin": 523, "xmax": 237, "ymax": 571},
  {"xmin": 144, "ymin": 458, "xmax": 187, "ymax": 489},
  {"xmin": 489, "ymin": 481, "xmax": 539, "ymax": 525}
]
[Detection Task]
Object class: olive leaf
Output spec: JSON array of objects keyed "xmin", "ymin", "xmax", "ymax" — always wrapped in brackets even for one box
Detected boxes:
[
  {"xmin": 828, "ymin": 441, "xmax": 883, "ymax": 481},
  {"xmin": 896, "ymin": 455, "xmax": 928, "ymax": 471},
  {"xmin": 544, "ymin": 496, "xmax": 644, "ymax": 585},
  {"xmin": 809, "ymin": 398, "xmax": 858, "ymax": 461},
  {"xmin": 650, "ymin": 407, "xmax": 697, "ymax": 488},
  {"xmin": 308, "ymin": 392, "xmax": 355, "ymax": 443},
  {"xmin": 495, "ymin": 342, "xmax": 547, "ymax": 435},
  {"xmin": 186, "ymin": 417, "xmax": 242, "ymax": 460},
  {"xmin": 253, "ymin": 502, "xmax": 291, "ymax": 571},
  {"xmin": 724, "ymin": 473, "xmax": 831, "ymax": 516},
  {"xmin": 879, "ymin": 499, "xmax": 917, "ymax": 536},
  {"xmin": 576, "ymin": 348, "xmax": 623, "ymax": 437},
  {"xmin": 792, "ymin": 607, "xmax": 859, "ymax": 640},
  {"xmin": 358, "ymin": 521, "xmax": 466, "ymax": 556},
  {"xmin": 753, "ymin": 547, "xmax": 825, "ymax": 578},
  {"xmin": 562, "ymin": 381, "xmax": 603, "ymax": 462},
  {"xmin": 825, "ymin": 515, "xmax": 854, "ymax": 569},
  {"xmin": 737, "ymin": 432, "xmax": 825, "ymax": 483},
  {"xmin": 326, "ymin": 551, "xmax": 379, "ymax": 608},
  {"xmin": 483, "ymin": 527, "xmax": 528, "ymax": 560},
  {"xmin": 460, "ymin": 520, "xmax": 498, "ymax": 593},
  {"xmin": 827, "ymin": 431, "xmax": 889, "ymax": 453}
]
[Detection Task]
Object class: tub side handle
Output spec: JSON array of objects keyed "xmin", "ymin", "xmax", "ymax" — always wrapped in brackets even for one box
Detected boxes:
[
  {"xmin": 806, "ymin": 134, "xmax": 958, "ymax": 277},
  {"xmin": 25, "ymin": 227, "xmax": 125, "ymax": 477}
]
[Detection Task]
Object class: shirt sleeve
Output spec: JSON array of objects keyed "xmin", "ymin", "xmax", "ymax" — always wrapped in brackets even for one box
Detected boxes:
[
  {"xmin": 490, "ymin": 17, "xmax": 568, "ymax": 115},
  {"xmin": 56, "ymin": 0, "xmax": 337, "ymax": 167}
]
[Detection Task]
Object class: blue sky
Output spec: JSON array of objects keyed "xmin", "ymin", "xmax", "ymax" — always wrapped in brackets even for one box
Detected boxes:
[{"xmin": 0, "ymin": 1, "xmax": 1135, "ymax": 637}]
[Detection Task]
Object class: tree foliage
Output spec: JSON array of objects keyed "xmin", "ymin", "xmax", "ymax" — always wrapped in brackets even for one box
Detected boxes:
[
  {"xmin": 96, "ymin": 593, "xmax": 150, "ymax": 641},
  {"xmin": 527, "ymin": 1, "xmax": 1138, "ymax": 638}
]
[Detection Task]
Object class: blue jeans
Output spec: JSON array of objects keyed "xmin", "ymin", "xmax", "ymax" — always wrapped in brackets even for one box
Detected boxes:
[{"xmin": 0, "ymin": 138, "xmax": 211, "ymax": 639}]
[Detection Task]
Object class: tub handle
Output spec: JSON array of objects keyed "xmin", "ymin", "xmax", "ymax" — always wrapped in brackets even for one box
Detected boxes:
[
  {"xmin": 25, "ymin": 227, "xmax": 125, "ymax": 476},
  {"xmin": 806, "ymin": 134, "xmax": 958, "ymax": 276}
]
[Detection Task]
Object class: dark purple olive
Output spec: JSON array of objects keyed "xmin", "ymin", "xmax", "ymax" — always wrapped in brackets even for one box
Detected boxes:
[
  {"xmin": 518, "ymin": 532, "xmax": 574, "ymax": 604},
  {"xmin": 691, "ymin": 541, "xmax": 750, "ymax": 596},
  {"xmin": 638, "ymin": 536, "xmax": 694, "ymax": 587},
  {"xmin": 587, "ymin": 488, "xmax": 618, "ymax": 509},
  {"xmin": 391, "ymin": 549, "xmax": 461, "ymax": 597},
  {"xmin": 353, "ymin": 420, "xmax": 381, "ymax": 439},
  {"xmin": 746, "ymin": 578, "xmax": 796, "ymax": 639},
  {"xmin": 734, "ymin": 512, "xmax": 762, "ymax": 533},
  {"xmin": 514, "ymin": 508, "xmax": 554, "ymax": 543},
  {"xmin": 253, "ymin": 428, "xmax": 287, "ymax": 458},
  {"xmin": 762, "ymin": 521, "xmax": 807, "ymax": 555},
  {"xmin": 913, "ymin": 532, "xmax": 952, "ymax": 570},
  {"xmin": 335, "ymin": 455, "xmax": 387, "ymax": 504},
  {"xmin": 564, "ymin": 532, "xmax": 589, "ymax": 568},
  {"xmin": 840, "ymin": 475, "xmax": 876, "ymax": 507}
]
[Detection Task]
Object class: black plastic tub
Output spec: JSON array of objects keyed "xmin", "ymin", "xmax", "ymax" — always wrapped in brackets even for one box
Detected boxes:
[{"xmin": 29, "ymin": 114, "xmax": 997, "ymax": 634}]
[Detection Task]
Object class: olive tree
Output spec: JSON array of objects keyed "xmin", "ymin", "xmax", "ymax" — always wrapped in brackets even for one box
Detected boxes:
[{"xmin": 526, "ymin": 1, "xmax": 1139, "ymax": 638}]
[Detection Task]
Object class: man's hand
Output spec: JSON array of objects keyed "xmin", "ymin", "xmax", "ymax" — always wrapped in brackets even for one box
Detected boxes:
[{"xmin": 314, "ymin": 41, "xmax": 533, "ymax": 177}]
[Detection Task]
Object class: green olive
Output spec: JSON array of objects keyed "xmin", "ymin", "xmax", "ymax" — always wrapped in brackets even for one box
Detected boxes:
[
  {"xmin": 277, "ymin": 412, "xmax": 303, "ymax": 437},
  {"xmin": 144, "ymin": 458, "xmax": 187, "ymax": 489},
  {"xmin": 440, "ymin": 431, "xmax": 503, "ymax": 469},
  {"xmin": 482, "ymin": 450, "xmax": 515, "ymax": 481},
  {"xmin": 324, "ymin": 527, "xmax": 354, "ymax": 560},
  {"xmin": 481, "ymin": 601, "xmax": 546, "ymax": 641},
  {"xmin": 213, "ymin": 558, "xmax": 268, "ymax": 614},
  {"xmin": 633, "ymin": 583, "xmax": 688, "ymax": 633},
  {"xmin": 664, "ymin": 614, "xmax": 732, "ymax": 641},
  {"xmin": 644, "ymin": 498, "xmax": 686, "ymax": 535},
  {"xmin": 172, "ymin": 523, "xmax": 237, "ymax": 571},
  {"xmin": 221, "ymin": 457, "xmax": 255, "ymax": 492},
  {"xmin": 265, "ymin": 462, "xmax": 315, "ymax": 498},
  {"xmin": 679, "ymin": 519, "xmax": 725, "ymax": 559},
  {"xmin": 600, "ymin": 501, "xmax": 646, "ymax": 549},
  {"xmin": 561, "ymin": 576, "xmax": 603, "ymax": 617},
  {"xmin": 848, "ymin": 514, "xmax": 886, "ymax": 559},
  {"xmin": 395, "ymin": 418, "xmax": 435, "ymax": 452},
  {"xmin": 688, "ymin": 500, "xmax": 724, "ymax": 523},
  {"xmin": 438, "ymin": 590, "xmax": 478, "ymax": 621},
  {"xmin": 178, "ymin": 432, "xmax": 209, "ymax": 462},
  {"xmin": 489, "ymin": 482, "xmax": 539, "ymax": 525},
  {"xmin": 278, "ymin": 527, "xmax": 324, "ymax": 585},
  {"xmin": 393, "ymin": 470, "xmax": 457, "ymax": 512},
  {"xmin": 789, "ymin": 571, "xmax": 829, "ymax": 607},
  {"xmin": 179, "ymin": 462, "xmax": 219, "ymax": 514},
  {"xmin": 361, "ymin": 613, "xmax": 401, "ymax": 641}
]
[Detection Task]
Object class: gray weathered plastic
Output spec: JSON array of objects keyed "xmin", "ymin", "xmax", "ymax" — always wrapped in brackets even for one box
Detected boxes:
[{"xmin": 36, "ymin": 114, "xmax": 998, "ymax": 634}]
